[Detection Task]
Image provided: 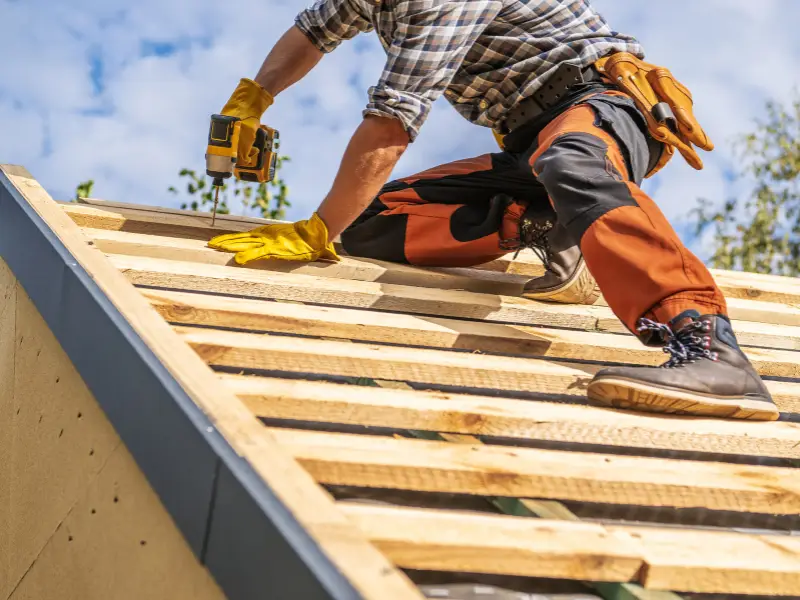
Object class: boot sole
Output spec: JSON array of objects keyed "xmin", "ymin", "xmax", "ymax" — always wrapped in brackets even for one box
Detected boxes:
[
  {"xmin": 521, "ymin": 258, "xmax": 601, "ymax": 305},
  {"xmin": 587, "ymin": 377, "xmax": 780, "ymax": 421}
]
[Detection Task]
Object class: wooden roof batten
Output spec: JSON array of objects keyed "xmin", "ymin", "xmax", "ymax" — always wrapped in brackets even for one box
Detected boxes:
[{"xmin": 3, "ymin": 163, "xmax": 800, "ymax": 599}]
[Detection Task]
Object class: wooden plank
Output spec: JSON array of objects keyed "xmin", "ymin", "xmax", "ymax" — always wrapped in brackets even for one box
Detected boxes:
[
  {"xmin": 66, "ymin": 199, "xmax": 800, "ymax": 308},
  {"xmin": 146, "ymin": 287, "xmax": 603, "ymax": 354},
  {"xmin": 226, "ymin": 374, "xmax": 800, "ymax": 459},
  {"xmin": 111, "ymin": 253, "xmax": 599, "ymax": 329},
  {"xmin": 404, "ymin": 431, "xmax": 683, "ymax": 600},
  {"xmin": 8, "ymin": 438, "xmax": 225, "ymax": 600},
  {"xmin": 484, "ymin": 246, "xmax": 800, "ymax": 306},
  {"xmin": 180, "ymin": 326, "xmax": 800, "ymax": 414},
  {"xmin": 178, "ymin": 326, "xmax": 595, "ymax": 397},
  {"xmin": 62, "ymin": 203, "xmax": 254, "ymax": 240},
  {"xmin": 596, "ymin": 296, "xmax": 800, "ymax": 333},
  {"xmin": 75, "ymin": 196, "xmax": 280, "ymax": 227},
  {"xmin": 146, "ymin": 284, "xmax": 800, "ymax": 357},
  {"xmin": 90, "ymin": 226, "xmax": 800, "ymax": 325},
  {"xmin": 274, "ymin": 428, "xmax": 800, "ymax": 514},
  {"xmin": 342, "ymin": 504, "xmax": 800, "ymax": 595},
  {"xmin": 342, "ymin": 503, "xmax": 645, "ymax": 583},
  {"xmin": 0, "ymin": 269, "xmax": 121, "ymax": 599},
  {"xmin": 633, "ymin": 527, "xmax": 800, "ymax": 595},
  {"xmin": 148, "ymin": 288, "xmax": 800, "ymax": 378},
  {"xmin": 0, "ymin": 260, "xmax": 17, "ymax": 598},
  {"xmin": 86, "ymin": 227, "xmax": 528, "ymax": 296},
  {"xmin": 597, "ymin": 311, "xmax": 800, "ymax": 351},
  {"xmin": 109, "ymin": 251, "xmax": 800, "ymax": 343},
  {"xmin": 3, "ymin": 166, "xmax": 423, "ymax": 600}
]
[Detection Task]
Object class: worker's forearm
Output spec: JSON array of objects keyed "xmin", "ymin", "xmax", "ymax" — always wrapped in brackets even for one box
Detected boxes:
[
  {"xmin": 317, "ymin": 116, "xmax": 409, "ymax": 240},
  {"xmin": 254, "ymin": 26, "xmax": 324, "ymax": 97}
]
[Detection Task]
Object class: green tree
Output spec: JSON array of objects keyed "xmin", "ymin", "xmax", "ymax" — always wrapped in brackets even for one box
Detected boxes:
[
  {"xmin": 74, "ymin": 179, "xmax": 94, "ymax": 202},
  {"xmin": 692, "ymin": 92, "xmax": 800, "ymax": 275},
  {"xmin": 167, "ymin": 155, "xmax": 292, "ymax": 220}
]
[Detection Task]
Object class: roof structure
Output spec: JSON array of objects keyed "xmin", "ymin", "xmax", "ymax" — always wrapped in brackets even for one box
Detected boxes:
[{"xmin": 2, "ymin": 163, "xmax": 800, "ymax": 600}]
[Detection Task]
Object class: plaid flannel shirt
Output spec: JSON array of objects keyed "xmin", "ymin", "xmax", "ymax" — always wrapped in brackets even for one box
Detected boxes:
[{"xmin": 295, "ymin": 0, "xmax": 644, "ymax": 141}]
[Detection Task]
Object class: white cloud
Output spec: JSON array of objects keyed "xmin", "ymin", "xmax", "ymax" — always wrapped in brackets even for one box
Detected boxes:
[{"xmin": 0, "ymin": 0, "xmax": 798, "ymax": 259}]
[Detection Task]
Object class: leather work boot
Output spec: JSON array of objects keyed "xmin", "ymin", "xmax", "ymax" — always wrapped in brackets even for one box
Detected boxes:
[
  {"xmin": 519, "ymin": 221, "xmax": 600, "ymax": 305},
  {"xmin": 587, "ymin": 310, "xmax": 779, "ymax": 421}
]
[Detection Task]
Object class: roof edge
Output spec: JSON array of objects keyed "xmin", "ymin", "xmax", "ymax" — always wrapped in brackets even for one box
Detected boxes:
[{"xmin": 0, "ymin": 165, "xmax": 375, "ymax": 600}]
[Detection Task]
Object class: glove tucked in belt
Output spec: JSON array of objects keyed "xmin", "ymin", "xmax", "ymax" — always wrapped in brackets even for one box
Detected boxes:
[
  {"xmin": 208, "ymin": 212, "xmax": 340, "ymax": 264},
  {"xmin": 594, "ymin": 52, "xmax": 714, "ymax": 177}
]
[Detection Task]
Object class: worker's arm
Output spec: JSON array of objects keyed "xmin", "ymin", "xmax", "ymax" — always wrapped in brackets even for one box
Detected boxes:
[
  {"xmin": 318, "ymin": 115, "xmax": 409, "ymax": 240},
  {"xmin": 217, "ymin": 26, "xmax": 326, "ymax": 168},
  {"xmin": 218, "ymin": 0, "xmax": 371, "ymax": 167},
  {"xmin": 253, "ymin": 26, "xmax": 324, "ymax": 97}
]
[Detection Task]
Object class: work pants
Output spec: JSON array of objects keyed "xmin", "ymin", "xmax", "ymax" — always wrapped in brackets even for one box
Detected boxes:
[{"xmin": 340, "ymin": 90, "xmax": 727, "ymax": 335}]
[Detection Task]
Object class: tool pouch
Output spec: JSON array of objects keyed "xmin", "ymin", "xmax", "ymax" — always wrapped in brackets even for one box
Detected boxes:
[{"xmin": 595, "ymin": 52, "xmax": 714, "ymax": 178}]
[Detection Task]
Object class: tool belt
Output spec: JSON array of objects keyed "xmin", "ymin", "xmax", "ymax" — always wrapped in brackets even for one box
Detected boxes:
[
  {"xmin": 503, "ymin": 62, "xmax": 603, "ymax": 133},
  {"xmin": 501, "ymin": 52, "xmax": 714, "ymax": 178}
]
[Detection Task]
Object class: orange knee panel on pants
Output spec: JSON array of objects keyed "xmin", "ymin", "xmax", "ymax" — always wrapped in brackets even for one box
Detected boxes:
[
  {"xmin": 530, "ymin": 95, "xmax": 727, "ymax": 331},
  {"xmin": 395, "ymin": 200, "xmax": 525, "ymax": 267}
]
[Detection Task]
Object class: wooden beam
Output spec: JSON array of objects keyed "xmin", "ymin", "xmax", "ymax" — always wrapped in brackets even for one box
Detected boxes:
[
  {"xmin": 179, "ymin": 326, "xmax": 595, "ymax": 397},
  {"xmin": 225, "ymin": 374, "xmax": 800, "ymax": 460},
  {"xmin": 86, "ymin": 227, "xmax": 528, "ymax": 296},
  {"xmin": 3, "ymin": 166, "xmax": 423, "ymax": 600},
  {"xmin": 179, "ymin": 326, "xmax": 800, "ymax": 413},
  {"xmin": 342, "ymin": 503, "xmax": 645, "ymax": 583},
  {"xmin": 111, "ymin": 252, "xmax": 800, "ymax": 341},
  {"xmin": 111, "ymin": 253, "xmax": 598, "ymax": 329},
  {"xmin": 596, "ymin": 310, "xmax": 800, "ymax": 351},
  {"xmin": 147, "ymin": 289, "xmax": 800, "ymax": 377},
  {"xmin": 634, "ymin": 526, "xmax": 800, "ymax": 595},
  {"xmin": 400, "ymin": 431, "xmax": 682, "ymax": 600},
  {"xmin": 341, "ymin": 503, "xmax": 800, "ymax": 596},
  {"xmin": 273, "ymin": 428, "xmax": 800, "ymax": 514},
  {"xmin": 67, "ymin": 201, "xmax": 800, "ymax": 310}
]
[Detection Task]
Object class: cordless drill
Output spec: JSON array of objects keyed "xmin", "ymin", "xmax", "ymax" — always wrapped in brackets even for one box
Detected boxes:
[{"xmin": 204, "ymin": 114, "xmax": 280, "ymax": 225}]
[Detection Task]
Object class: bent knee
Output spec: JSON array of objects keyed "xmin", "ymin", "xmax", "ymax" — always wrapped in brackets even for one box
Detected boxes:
[{"xmin": 533, "ymin": 133, "xmax": 636, "ymax": 243}]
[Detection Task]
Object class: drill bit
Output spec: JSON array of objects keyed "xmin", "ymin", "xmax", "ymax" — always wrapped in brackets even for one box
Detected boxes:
[
  {"xmin": 211, "ymin": 178, "xmax": 222, "ymax": 227},
  {"xmin": 211, "ymin": 187, "xmax": 220, "ymax": 227}
]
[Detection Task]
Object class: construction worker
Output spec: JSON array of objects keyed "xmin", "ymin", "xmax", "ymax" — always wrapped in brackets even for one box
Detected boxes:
[{"xmin": 208, "ymin": 0, "xmax": 778, "ymax": 422}]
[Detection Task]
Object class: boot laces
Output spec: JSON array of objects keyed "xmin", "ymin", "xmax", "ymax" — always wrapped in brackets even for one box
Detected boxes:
[
  {"xmin": 636, "ymin": 318, "xmax": 718, "ymax": 368},
  {"xmin": 501, "ymin": 216, "xmax": 555, "ymax": 272}
]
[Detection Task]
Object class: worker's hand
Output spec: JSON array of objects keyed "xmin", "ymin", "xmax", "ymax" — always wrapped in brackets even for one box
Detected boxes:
[
  {"xmin": 220, "ymin": 78, "xmax": 274, "ymax": 167},
  {"xmin": 595, "ymin": 52, "xmax": 713, "ymax": 176},
  {"xmin": 207, "ymin": 212, "xmax": 340, "ymax": 265}
]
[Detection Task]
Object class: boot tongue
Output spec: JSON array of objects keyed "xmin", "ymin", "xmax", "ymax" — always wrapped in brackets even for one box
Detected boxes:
[{"xmin": 668, "ymin": 309, "xmax": 702, "ymax": 333}]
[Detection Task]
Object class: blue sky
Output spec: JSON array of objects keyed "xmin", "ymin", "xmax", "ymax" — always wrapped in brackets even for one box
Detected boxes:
[{"xmin": 1, "ymin": 0, "xmax": 799, "ymax": 259}]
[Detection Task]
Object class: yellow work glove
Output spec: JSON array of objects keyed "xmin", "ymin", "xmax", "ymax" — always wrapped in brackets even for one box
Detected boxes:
[
  {"xmin": 207, "ymin": 212, "xmax": 340, "ymax": 265},
  {"xmin": 221, "ymin": 78, "xmax": 274, "ymax": 167}
]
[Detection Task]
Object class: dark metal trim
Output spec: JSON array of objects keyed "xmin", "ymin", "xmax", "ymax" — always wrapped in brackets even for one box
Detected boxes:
[{"xmin": 0, "ymin": 168, "xmax": 362, "ymax": 600}]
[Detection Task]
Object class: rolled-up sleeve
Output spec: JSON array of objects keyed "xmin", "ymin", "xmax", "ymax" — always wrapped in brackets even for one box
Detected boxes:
[
  {"xmin": 295, "ymin": 0, "xmax": 373, "ymax": 54},
  {"xmin": 364, "ymin": 0, "xmax": 501, "ymax": 141}
]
